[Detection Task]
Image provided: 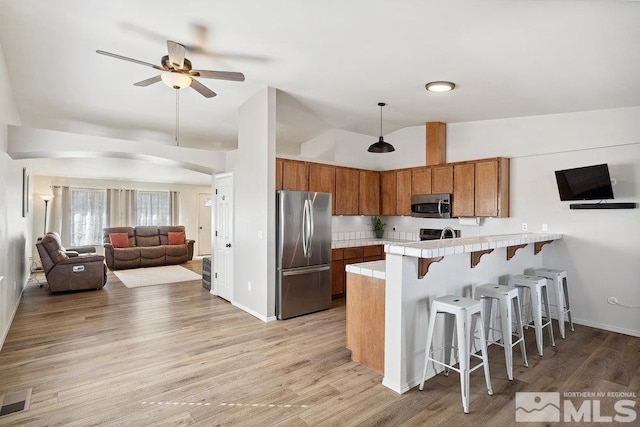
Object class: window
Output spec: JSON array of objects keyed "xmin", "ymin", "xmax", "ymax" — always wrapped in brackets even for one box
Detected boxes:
[
  {"xmin": 136, "ymin": 191, "xmax": 171, "ymax": 226},
  {"xmin": 70, "ymin": 188, "xmax": 106, "ymax": 246}
]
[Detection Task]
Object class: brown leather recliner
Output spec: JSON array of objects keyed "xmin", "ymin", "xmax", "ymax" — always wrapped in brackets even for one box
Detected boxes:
[{"xmin": 36, "ymin": 232, "xmax": 107, "ymax": 292}]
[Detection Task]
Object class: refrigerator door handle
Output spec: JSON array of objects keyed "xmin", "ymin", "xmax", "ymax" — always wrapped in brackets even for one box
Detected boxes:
[
  {"xmin": 302, "ymin": 199, "xmax": 309, "ymax": 258},
  {"xmin": 282, "ymin": 265, "xmax": 331, "ymax": 276},
  {"xmin": 307, "ymin": 196, "xmax": 314, "ymax": 258}
]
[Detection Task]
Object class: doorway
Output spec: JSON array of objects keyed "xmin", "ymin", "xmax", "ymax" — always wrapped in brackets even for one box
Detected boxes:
[{"xmin": 197, "ymin": 193, "xmax": 212, "ymax": 255}]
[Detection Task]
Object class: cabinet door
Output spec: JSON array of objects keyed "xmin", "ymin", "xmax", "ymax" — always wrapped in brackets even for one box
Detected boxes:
[
  {"xmin": 282, "ymin": 160, "xmax": 308, "ymax": 191},
  {"xmin": 335, "ymin": 167, "xmax": 360, "ymax": 215},
  {"xmin": 275, "ymin": 158, "xmax": 283, "ymax": 190},
  {"xmin": 359, "ymin": 170, "xmax": 380, "ymax": 215},
  {"xmin": 380, "ymin": 171, "xmax": 397, "ymax": 216},
  {"xmin": 453, "ymin": 163, "xmax": 475, "ymax": 217},
  {"xmin": 308, "ymin": 163, "xmax": 336, "ymax": 213},
  {"xmin": 475, "ymin": 158, "xmax": 509, "ymax": 217},
  {"xmin": 308, "ymin": 163, "xmax": 335, "ymax": 193},
  {"xmin": 396, "ymin": 169, "xmax": 412, "ymax": 216},
  {"xmin": 332, "ymin": 259, "xmax": 345, "ymax": 297},
  {"xmin": 431, "ymin": 164, "xmax": 453, "ymax": 194},
  {"xmin": 411, "ymin": 167, "xmax": 432, "ymax": 195}
]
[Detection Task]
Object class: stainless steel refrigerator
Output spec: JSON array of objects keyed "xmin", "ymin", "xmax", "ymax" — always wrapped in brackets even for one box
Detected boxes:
[{"xmin": 276, "ymin": 190, "xmax": 332, "ymax": 320}]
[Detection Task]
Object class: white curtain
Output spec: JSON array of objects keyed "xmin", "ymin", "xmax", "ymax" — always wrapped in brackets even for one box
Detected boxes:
[
  {"xmin": 106, "ymin": 189, "xmax": 136, "ymax": 227},
  {"xmin": 136, "ymin": 191, "xmax": 173, "ymax": 225},
  {"xmin": 69, "ymin": 188, "xmax": 106, "ymax": 246},
  {"xmin": 170, "ymin": 191, "xmax": 179, "ymax": 225},
  {"xmin": 49, "ymin": 185, "xmax": 71, "ymax": 245}
]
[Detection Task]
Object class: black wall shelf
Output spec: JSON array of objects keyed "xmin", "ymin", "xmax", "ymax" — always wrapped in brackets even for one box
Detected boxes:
[{"xmin": 569, "ymin": 202, "xmax": 637, "ymax": 210}]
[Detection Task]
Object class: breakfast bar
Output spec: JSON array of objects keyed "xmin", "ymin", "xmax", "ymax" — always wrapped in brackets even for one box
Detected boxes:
[{"xmin": 346, "ymin": 232, "xmax": 563, "ymax": 394}]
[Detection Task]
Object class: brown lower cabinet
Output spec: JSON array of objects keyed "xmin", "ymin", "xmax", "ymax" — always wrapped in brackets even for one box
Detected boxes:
[{"xmin": 331, "ymin": 245, "xmax": 384, "ymax": 298}]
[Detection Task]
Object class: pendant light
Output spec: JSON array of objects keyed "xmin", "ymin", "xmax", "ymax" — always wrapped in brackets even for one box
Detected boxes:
[{"xmin": 368, "ymin": 102, "xmax": 395, "ymax": 153}]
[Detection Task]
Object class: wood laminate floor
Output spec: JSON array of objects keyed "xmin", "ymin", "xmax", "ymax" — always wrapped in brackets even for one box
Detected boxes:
[{"xmin": 1, "ymin": 259, "xmax": 638, "ymax": 426}]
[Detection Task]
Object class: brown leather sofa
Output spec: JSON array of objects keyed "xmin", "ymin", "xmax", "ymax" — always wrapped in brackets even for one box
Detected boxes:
[
  {"xmin": 36, "ymin": 232, "xmax": 107, "ymax": 292},
  {"xmin": 102, "ymin": 226, "xmax": 195, "ymax": 270}
]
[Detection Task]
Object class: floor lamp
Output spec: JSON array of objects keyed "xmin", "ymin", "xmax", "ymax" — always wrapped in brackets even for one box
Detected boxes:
[{"xmin": 40, "ymin": 194, "xmax": 54, "ymax": 235}]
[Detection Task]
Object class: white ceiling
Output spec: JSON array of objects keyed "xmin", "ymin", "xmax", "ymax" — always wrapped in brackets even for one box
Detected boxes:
[{"xmin": 1, "ymin": 0, "xmax": 639, "ymax": 183}]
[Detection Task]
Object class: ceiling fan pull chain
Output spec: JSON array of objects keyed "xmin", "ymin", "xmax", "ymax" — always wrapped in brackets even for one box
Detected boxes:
[{"xmin": 175, "ymin": 89, "xmax": 180, "ymax": 147}]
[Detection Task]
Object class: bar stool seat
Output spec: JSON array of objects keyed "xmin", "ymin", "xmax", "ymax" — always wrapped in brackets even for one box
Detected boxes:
[
  {"xmin": 533, "ymin": 268, "xmax": 574, "ymax": 339},
  {"xmin": 474, "ymin": 283, "xmax": 528, "ymax": 380},
  {"xmin": 419, "ymin": 295, "xmax": 493, "ymax": 413},
  {"xmin": 508, "ymin": 275, "xmax": 556, "ymax": 356}
]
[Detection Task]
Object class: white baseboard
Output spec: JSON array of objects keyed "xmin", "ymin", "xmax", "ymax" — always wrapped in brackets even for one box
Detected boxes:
[
  {"xmin": 572, "ymin": 318, "xmax": 640, "ymax": 338},
  {"xmin": 232, "ymin": 301, "xmax": 275, "ymax": 323},
  {"xmin": 0, "ymin": 284, "xmax": 23, "ymax": 352}
]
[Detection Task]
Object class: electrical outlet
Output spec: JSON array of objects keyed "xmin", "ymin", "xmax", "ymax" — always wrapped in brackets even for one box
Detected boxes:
[
  {"xmin": 248, "ymin": 281, "xmax": 252, "ymax": 291},
  {"xmin": 521, "ymin": 223, "xmax": 528, "ymax": 232},
  {"xmin": 542, "ymin": 223, "xmax": 548, "ymax": 232},
  {"xmin": 607, "ymin": 296, "xmax": 618, "ymax": 305}
]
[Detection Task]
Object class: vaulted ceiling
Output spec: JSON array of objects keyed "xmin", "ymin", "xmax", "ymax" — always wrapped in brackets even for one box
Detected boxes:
[{"xmin": 1, "ymin": 0, "xmax": 639, "ymax": 182}]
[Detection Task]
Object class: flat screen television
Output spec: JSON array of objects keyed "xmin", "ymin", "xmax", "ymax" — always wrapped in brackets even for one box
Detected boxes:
[{"xmin": 554, "ymin": 163, "xmax": 614, "ymax": 201}]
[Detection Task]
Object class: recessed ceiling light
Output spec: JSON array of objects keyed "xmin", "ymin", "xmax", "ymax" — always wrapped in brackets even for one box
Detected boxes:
[{"xmin": 425, "ymin": 81, "xmax": 456, "ymax": 92}]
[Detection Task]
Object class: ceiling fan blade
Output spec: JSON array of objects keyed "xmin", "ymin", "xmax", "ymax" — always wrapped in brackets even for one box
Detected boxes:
[
  {"xmin": 167, "ymin": 40, "xmax": 186, "ymax": 69},
  {"xmin": 189, "ymin": 78, "xmax": 217, "ymax": 98},
  {"xmin": 134, "ymin": 75, "xmax": 162, "ymax": 87},
  {"xmin": 190, "ymin": 69, "xmax": 245, "ymax": 82},
  {"xmin": 96, "ymin": 50, "xmax": 164, "ymax": 70}
]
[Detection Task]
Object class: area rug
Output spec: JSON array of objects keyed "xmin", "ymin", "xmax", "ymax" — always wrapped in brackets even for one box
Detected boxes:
[{"xmin": 114, "ymin": 265, "xmax": 202, "ymax": 288}]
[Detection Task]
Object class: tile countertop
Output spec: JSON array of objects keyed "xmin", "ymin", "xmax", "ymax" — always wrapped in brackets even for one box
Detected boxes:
[
  {"xmin": 332, "ymin": 238, "xmax": 414, "ymax": 249},
  {"xmin": 384, "ymin": 232, "xmax": 563, "ymax": 259},
  {"xmin": 345, "ymin": 261, "xmax": 386, "ymax": 280}
]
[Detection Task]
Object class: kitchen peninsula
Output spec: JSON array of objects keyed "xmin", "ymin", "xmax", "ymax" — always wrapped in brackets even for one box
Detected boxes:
[{"xmin": 345, "ymin": 232, "xmax": 563, "ymax": 394}]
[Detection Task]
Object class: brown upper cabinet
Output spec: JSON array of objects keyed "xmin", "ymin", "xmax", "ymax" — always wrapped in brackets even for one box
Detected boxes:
[
  {"xmin": 411, "ymin": 167, "xmax": 432, "ymax": 195},
  {"xmin": 452, "ymin": 157, "xmax": 509, "ymax": 218},
  {"xmin": 396, "ymin": 169, "xmax": 412, "ymax": 216},
  {"xmin": 453, "ymin": 163, "xmax": 475, "ymax": 217},
  {"xmin": 275, "ymin": 158, "xmax": 283, "ymax": 190},
  {"xmin": 335, "ymin": 167, "xmax": 360, "ymax": 215},
  {"xmin": 359, "ymin": 170, "xmax": 380, "ymax": 216},
  {"xmin": 431, "ymin": 164, "xmax": 454, "ymax": 194},
  {"xmin": 282, "ymin": 159, "xmax": 308, "ymax": 191},
  {"xmin": 275, "ymin": 156, "xmax": 509, "ymax": 218},
  {"xmin": 380, "ymin": 171, "xmax": 397, "ymax": 216},
  {"xmin": 474, "ymin": 158, "xmax": 509, "ymax": 217}
]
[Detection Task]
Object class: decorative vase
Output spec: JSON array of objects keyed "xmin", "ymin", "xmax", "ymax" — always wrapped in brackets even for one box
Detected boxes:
[{"xmin": 375, "ymin": 230, "xmax": 384, "ymax": 239}]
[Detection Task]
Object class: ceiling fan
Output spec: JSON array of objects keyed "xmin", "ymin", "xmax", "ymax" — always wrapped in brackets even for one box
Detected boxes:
[{"xmin": 96, "ymin": 40, "xmax": 245, "ymax": 98}]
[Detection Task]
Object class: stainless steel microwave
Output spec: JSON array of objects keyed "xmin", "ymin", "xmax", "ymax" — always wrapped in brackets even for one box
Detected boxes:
[{"xmin": 411, "ymin": 194, "xmax": 452, "ymax": 218}]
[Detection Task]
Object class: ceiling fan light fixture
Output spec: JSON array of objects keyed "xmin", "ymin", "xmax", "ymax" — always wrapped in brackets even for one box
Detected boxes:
[
  {"xmin": 367, "ymin": 102, "xmax": 395, "ymax": 153},
  {"xmin": 161, "ymin": 72, "xmax": 192, "ymax": 89},
  {"xmin": 425, "ymin": 81, "xmax": 456, "ymax": 92}
]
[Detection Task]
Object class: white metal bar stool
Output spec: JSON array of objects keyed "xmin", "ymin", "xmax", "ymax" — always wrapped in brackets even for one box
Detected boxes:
[
  {"xmin": 473, "ymin": 283, "xmax": 528, "ymax": 380},
  {"xmin": 419, "ymin": 295, "xmax": 493, "ymax": 414},
  {"xmin": 533, "ymin": 268, "xmax": 574, "ymax": 339},
  {"xmin": 508, "ymin": 275, "xmax": 556, "ymax": 356}
]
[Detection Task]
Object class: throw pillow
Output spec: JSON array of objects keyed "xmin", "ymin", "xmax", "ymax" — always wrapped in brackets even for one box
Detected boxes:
[
  {"xmin": 109, "ymin": 233, "xmax": 129, "ymax": 248},
  {"xmin": 168, "ymin": 231, "xmax": 185, "ymax": 245}
]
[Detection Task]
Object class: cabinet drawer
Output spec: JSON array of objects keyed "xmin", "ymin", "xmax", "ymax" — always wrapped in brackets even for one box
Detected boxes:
[
  {"xmin": 343, "ymin": 247, "xmax": 364, "ymax": 259},
  {"xmin": 363, "ymin": 245, "xmax": 383, "ymax": 257},
  {"xmin": 332, "ymin": 248, "xmax": 344, "ymax": 261}
]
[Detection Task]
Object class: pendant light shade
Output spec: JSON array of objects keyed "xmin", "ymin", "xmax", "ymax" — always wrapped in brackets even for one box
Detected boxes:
[{"xmin": 368, "ymin": 102, "xmax": 395, "ymax": 153}]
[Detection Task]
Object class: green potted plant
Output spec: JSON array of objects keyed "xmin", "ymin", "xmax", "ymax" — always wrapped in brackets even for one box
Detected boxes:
[{"xmin": 371, "ymin": 216, "xmax": 386, "ymax": 238}]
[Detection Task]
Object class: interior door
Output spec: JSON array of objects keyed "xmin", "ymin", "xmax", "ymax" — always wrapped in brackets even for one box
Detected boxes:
[
  {"xmin": 214, "ymin": 173, "xmax": 233, "ymax": 302},
  {"xmin": 197, "ymin": 193, "xmax": 212, "ymax": 255}
]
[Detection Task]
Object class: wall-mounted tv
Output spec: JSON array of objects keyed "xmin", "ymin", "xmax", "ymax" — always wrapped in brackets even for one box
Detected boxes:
[{"xmin": 554, "ymin": 163, "xmax": 614, "ymax": 201}]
